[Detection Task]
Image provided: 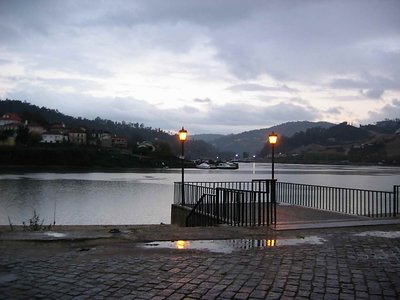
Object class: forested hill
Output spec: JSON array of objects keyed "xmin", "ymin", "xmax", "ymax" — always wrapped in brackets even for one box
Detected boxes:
[
  {"xmin": 0, "ymin": 99, "xmax": 174, "ymax": 144},
  {"xmin": 210, "ymin": 121, "xmax": 334, "ymax": 155},
  {"xmin": 259, "ymin": 121, "xmax": 400, "ymax": 164}
]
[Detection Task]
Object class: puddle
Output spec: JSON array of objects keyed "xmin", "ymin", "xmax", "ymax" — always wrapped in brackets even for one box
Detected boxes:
[
  {"xmin": 44, "ymin": 232, "xmax": 66, "ymax": 238},
  {"xmin": 142, "ymin": 236, "xmax": 326, "ymax": 253},
  {"xmin": 277, "ymin": 236, "xmax": 326, "ymax": 246},
  {"xmin": 354, "ymin": 231, "xmax": 400, "ymax": 239}
]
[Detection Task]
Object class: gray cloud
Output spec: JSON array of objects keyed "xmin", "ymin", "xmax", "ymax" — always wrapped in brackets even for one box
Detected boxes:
[
  {"xmin": 193, "ymin": 98, "xmax": 212, "ymax": 104},
  {"xmin": 0, "ymin": 59, "xmax": 12, "ymax": 65},
  {"xmin": 211, "ymin": 1, "xmax": 400, "ymax": 81},
  {"xmin": 227, "ymin": 83, "xmax": 297, "ymax": 93},
  {"xmin": 330, "ymin": 72, "xmax": 399, "ymax": 101},
  {"xmin": 227, "ymin": 83, "xmax": 269, "ymax": 92},
  {"xmin": 360, "ymin": 89, "xmax": 384, "ymax": 99},
  {"xmin": 324, "ymin": 107, "xmax": 343, "ymax": 115},
  {"xmin": 367, "ymin": 99, "xmax": 400, "ymax": 123},
  {"xmin": 330, "ymin": 78, "xmax": 368, "ymax": 89},
  {"xmin": 330, "ymin": 73, "xmax": 399, "ymax": 91},
  {"xmin": 289, "ymin": 97, "xmax": 309, "ymax": 105},
  {"xmin": 183, "ymin": 106, "xmax": 200, "ymax": 114},
  {"xmin": 206, "ymin": 102, "xmax": 320, "ymax": 126},
  {"xmin": 3, "ymin": 0, "xmax": 399, "ymax": 82}
]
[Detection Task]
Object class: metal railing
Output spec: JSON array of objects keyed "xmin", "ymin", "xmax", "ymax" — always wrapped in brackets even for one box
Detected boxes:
[
  {"xmin": 175, "ymin": 180, "xmax": 276, "ymax": 227},
  {"xmin": 174, "ymin": 181, "xmax": 399, "ymax": 224},
  {"xmin": 276, "ymin": 182, "xmax": 397, "ymax": 217}
]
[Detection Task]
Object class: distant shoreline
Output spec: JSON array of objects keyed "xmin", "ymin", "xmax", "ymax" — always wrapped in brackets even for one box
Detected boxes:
[
  {"xmin": 0, "ymin": 165, "xmax": 179, "ymax": 173},
  {"xmin": 1, "ymin": 161, "xmax": 398, "ymax": 174}
]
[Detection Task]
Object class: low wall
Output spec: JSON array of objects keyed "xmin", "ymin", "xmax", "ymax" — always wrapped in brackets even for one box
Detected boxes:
[
  {"xmin": 170, "ymin": 204, "xmax": 192, "ymax": 227},
  {"xmin": 171, "ymin": 204, "xmax": 222, "ymax": 227}
]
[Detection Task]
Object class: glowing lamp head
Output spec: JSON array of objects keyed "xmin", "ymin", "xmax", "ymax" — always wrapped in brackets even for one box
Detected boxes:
[
  {"xmin": 268, "ymin": 132, "xmax": 278, "ymax": 145},
  {"xmin": 178, "ymin": 127, "xmax": 188, "ymax": 142}
]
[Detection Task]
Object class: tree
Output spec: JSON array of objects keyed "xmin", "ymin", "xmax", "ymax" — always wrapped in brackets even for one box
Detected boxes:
[{"xmin": 16, "ymin": 127, "xmax": 30, "ymax": 145}]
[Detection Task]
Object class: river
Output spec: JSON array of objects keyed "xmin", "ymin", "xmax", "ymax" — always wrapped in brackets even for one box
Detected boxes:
[{"xmin": 1, "ymin": 163, "xmax": 399, "ymax": 225}]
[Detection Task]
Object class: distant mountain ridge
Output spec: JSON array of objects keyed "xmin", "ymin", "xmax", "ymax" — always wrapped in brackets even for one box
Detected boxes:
[
  {"xmin": 191, "ymin": 134, "xmax": 225, "ymax": 143},
  {"xmin": 208, "ymin": 121, "xmax": 335, "ymax": 156}
]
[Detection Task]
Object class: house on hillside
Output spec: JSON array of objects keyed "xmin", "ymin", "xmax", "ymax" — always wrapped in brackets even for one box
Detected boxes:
[
  {"xmin": 50, "ymin": 122, "xmax": 68, "ymax": 134},
  {"xmin": 26, "ymin": 122, "xmax": 46, "ymax": 135},
  {"xmin": 0, "ymin": 113, "xmax": 23, "ymax": 126},
  {"xmin": 41, "ymin": 131, "xmax": 68, "ymax": 143},
  {"xmin": 111, "ymin": 136, "xmax": 128, "ymax": 149},
  {"xmin": 69, "ymin": 128, "xmax": 87, "ymax": 145},
  {"xmin": 89, "ymin": 130, "xmax": 112, "ymax": 148},
  {"xmin": 0, "ymin": 122, "xmax": 23, "ymax": 132},
  {"xmin": 0, "ymin": 114, "xmax": 24, "ymax": 146}
]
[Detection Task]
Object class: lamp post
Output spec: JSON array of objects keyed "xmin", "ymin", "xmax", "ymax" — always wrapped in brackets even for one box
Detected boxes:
[
  {"xmin": 268, "ymin": 132, "xmax": 278, "ymax": 180},
  {"xmin": 178, "ymin": 127, "xmax": 188, "ymax": 205}
]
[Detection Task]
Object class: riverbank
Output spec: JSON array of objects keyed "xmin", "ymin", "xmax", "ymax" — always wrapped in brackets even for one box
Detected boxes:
[
  {"xmin": 0, "ymin": 145, "xmax": 191, "ymax": 169},
  {"xmin": 2, "ymin": 203, "xmax": 400, "ymax": 241}
]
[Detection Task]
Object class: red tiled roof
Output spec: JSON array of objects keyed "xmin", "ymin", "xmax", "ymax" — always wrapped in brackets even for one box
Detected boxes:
[{"xmin": 1, "ymin": 113, "xmax": 23, "ymax": 122}]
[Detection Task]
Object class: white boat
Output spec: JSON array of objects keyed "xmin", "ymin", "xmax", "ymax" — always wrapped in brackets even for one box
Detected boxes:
[
  {"xmin": 216, "ymin": 162, "xmax": 239, "ymax": 169},
  {"xmin": 196, "ymin": 162, "xmax": 216, "ymax": 169}
]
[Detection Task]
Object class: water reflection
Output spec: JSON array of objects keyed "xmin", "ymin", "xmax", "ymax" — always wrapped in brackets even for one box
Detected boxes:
[
  {"xmin": 267, "ymin": 239, "xmax": 276, "ymax": 247},
  {"xmin": 175, "ymin": 240, "xmax": 190, "ymax": 249},
  {"xmin": 142, "ymin": 237, "xmax": 326, "ymax": 253},
  {"xmin": 1, "ymin": 163, "xmax": 399, "ymax": 225}
]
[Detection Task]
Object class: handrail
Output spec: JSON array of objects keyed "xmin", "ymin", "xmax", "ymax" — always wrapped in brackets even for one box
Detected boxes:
[
  {"xmin": 185, "ymin": 193, "xmax": 216, "ymax": 226},
  {"xmin": 278, "ymin": 181, "xmax": 390, "ymax": 193},
  {"xmin": 276, "ymin": 182, "xmax": 395, "ymax": 217}
]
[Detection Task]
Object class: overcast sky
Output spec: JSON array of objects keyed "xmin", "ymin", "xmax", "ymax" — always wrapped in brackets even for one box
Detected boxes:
[{"xmin": 0, "ymin": 0, "xmax": 399, "ymax": 134}]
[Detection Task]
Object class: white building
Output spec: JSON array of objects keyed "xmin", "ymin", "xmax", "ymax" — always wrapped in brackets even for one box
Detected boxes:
[{"xmin": 41, "ymin": 132, "xmax": 68, "ymax": 143}]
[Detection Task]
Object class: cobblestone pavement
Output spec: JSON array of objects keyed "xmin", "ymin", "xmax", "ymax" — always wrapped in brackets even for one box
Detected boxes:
[{"xmin": 1, "ymin": 225, "xmax": 400, "ymax": 299}]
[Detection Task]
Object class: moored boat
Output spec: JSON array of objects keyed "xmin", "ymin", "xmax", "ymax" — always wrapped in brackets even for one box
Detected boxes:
[
  {"xmin": 216, "ymin": 162, "xmax": 239, "ymax": 169},
  {"xmin": 196, "ymin": 162, "xmax": 217, "ymax": 169},
  {"xmin": 196, "ymin": 161, "xmax": 239, "ymax": 169}
]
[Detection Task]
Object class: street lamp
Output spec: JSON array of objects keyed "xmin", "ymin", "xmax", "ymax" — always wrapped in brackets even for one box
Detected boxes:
[
  {"xmin": 268, "ymin": 132, "xmax": 278, "ymax": 180},
  {"xmin": 178, "ymin": 127, "xmax": 188, "ymax": 205}
]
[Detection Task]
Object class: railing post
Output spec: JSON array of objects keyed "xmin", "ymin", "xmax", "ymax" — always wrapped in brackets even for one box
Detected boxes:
[
  {"xmin": 394, "ymin": 185, "xmax": 398, "ymax": 218},
  {"xmin": 216, "ymin": 188, "xmax": 220, "ymax": 223},
  {"xmin": 271, "ymin": 179, "xmax": 276, "ymax": 225}
]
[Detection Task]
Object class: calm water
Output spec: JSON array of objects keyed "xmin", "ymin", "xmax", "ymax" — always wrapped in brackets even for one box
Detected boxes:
[{"xmin": 1, "ymin": 163, "xmax": 399, "ymax": 225}]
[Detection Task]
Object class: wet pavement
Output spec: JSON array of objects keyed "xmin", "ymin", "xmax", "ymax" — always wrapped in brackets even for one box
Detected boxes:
[
  {"xmin": 1, "ymin": 204, "xmax": 400, "ymax": 299},
  {"xmin": 1, "ymin": 222, "xmax": 400, "ymax": 299}
]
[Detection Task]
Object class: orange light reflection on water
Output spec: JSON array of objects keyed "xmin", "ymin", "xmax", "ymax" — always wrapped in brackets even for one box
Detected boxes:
[{"xmin": 175, "ymin": 240, "xmax": 190, "ymax": 249}]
